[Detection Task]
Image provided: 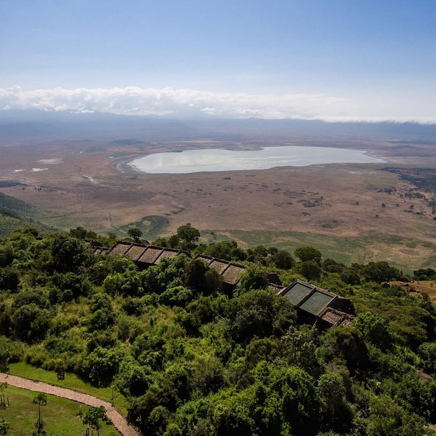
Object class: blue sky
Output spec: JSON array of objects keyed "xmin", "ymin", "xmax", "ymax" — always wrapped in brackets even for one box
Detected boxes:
[{"xmin": 1, "ymin": 0, "xmax": 435, "ymax": 121}]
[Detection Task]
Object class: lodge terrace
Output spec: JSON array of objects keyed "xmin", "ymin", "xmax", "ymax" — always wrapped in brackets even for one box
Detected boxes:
[{"xmin": 90, "ymin": 241, "xmax": 356, "ymax": 329}]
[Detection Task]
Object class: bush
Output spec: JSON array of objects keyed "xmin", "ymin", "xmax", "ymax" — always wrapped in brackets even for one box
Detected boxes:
[
  {"xmin": 51, "ymin": 236, "xmax": 94, "ymax": 273},
  {"xmin": 159, "ymin": 286, "xmax": 194, "ymax": 307},
  {"xmin": 322, "ymin": 327, "xmax": 368, "ymax": 375},
  {"xmin": 340, "ymin": 269, "xmax": 361, "ymax": 286},
  {"xmin": 354, "ymin": 312, "xmax": 395, "ymax": 351},
  {"xmin": 0, "ymin": 268, "xmax": 19, "ymax": 292},
  {"xmin": 367, "ymin": 395, "xmax": 424, "ymax": 436},
  {"xmin": 12, "ymin": 289, "xmax": 49, "ymax": 310},
  {"xmin": 184, "ymin": 259, "xmax": 221, "ymax": 295},
  {"xmin": 236, "ymin": 265, "xmax": 269, "ymax": 294},
  {"xmin": 418, "ymin": 342, "xmax": 436, "ymax": 375},
  {"xmin": 82, "ymin": 346, "xmax": 125, "ymax": 386},
  {"xmin": 294, "ymin": 246, "xmax": 322, "ymax": 264},
  {"xmin": 322, "ymin": 259, "xmax": 345, "ymax": 274},
  {"xmin": 117, "ymin": 358, "xmax": 152, "ymax": 396},
  {"xmin": 363, "ymin": 261, "xmax": 402, "ymax": 284},
  {"xmin": 229, "ymin": 290, "xmax": 295, "ymax": 343},
  {"xmin": 88, "ymin": 308, "xmax": 115, "ymax": 331},
  {"xmin": 300, "ymin": 260, "xmax": 321, "ymax": 281},
  {"xmin": 413, "ymin": 268, "xmax": 436, "ymax": 281},
  {"xmin": 271, "ymin": 250, "xmax": 295, "ymax": 270},
  {"xmin": 12, "ymin": 303, "xmax": 52, "ymax": 342}
]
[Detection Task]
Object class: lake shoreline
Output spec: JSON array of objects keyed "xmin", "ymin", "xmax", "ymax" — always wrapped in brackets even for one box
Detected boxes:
[{"xmin": 127, "ymin": 145, "xmax": 386, "ymax": 175}]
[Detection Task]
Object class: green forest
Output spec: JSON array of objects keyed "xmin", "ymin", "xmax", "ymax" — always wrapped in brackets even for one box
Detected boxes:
[{"xmin": 1, "ymin": 226, "xmax": 436, "ymax": 436}]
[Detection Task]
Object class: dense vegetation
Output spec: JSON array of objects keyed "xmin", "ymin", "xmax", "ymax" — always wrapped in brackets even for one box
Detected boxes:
[
  {"xmin": 1, "ymin": 226, "xmax": 436, "ymax": 435},
  {"xmin": 384, "ymin": 168, "xmax": 436, "ymax": 193}
]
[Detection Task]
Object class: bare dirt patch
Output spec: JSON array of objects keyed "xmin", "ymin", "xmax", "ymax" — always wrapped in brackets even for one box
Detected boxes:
[{"xmin": 391, "ymin": 281, "xmax": 436, "ymax": 300}]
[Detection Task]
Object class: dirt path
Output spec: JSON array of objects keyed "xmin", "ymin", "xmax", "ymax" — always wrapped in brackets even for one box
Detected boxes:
[{"xmin": 0, "ymin": 373, "xmax": 140, "ymax": 436}]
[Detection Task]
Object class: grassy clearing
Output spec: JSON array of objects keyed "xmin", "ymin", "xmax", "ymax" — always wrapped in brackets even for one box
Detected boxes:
[
  {"xmin": 83, "ymin": 146, "xmax": 108, "ymax": 153},
  {"xmin": 8, "ymin": 363, "xmax": 129, "ymax": 417},
  {"xmin": 0, "ymin": 385, "xmax": 119, "ymax": 436},
  {"xmin": 214, "ymin": 229, "xmax": 436, "ymax": 274},
  {"xmin": 110, "ymin": 152, "xmax": 132, "ymax": 158},
  {"xmin": 111, "ymin": 139, "xmax": 144, "ymax": 146},
  {"xmin": 119, "ymin": 215, "xmax": 170, "ymax": 240}
]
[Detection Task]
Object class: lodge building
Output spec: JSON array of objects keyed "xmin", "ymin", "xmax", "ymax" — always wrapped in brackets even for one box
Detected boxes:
[
  {"xmin": 277, "ymin": 279, "xmax": 355, "ymax": 329},
  {"xmin": 93, "ymin": 241, "xmax": 355, "ymax": 329}
]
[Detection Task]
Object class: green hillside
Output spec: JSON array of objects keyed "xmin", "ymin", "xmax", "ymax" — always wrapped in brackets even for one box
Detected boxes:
[
  {"xmin": 0, "ymin": 192, "xmax": 55, "ymax": 236},
  {"xmin": 1, "ymin": 226, "xmax": 436, "ymax": 435}
]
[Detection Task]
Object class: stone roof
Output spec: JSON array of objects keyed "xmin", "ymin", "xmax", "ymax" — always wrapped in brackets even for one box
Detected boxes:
[
  {"xmin": 192, "ymin": 254, "xmax": 286, "ymax": 290},
  {"xmin": 280, "ymin": 280, "xmax": 315, "ymax": 307},
  {"xmin": 108, "ymin": 242, "xmax": 132, "ymax": 257},
  {"xmin": 222, "ymin": 264, "xmax": 245, "ymax": 286},
  {"xmin": 85, "ymin": 240, "xmax": 111, "ymax": 256},
  {"xmin": 269, "ymin": 283, "xmax": 286, "ymax": 294},
  {"xmin": 125, "ymin": 244, "xmax": 148, "ymax": 261},
  {"xmin": 106, "ymin": 242, "xmax": 191, "ymax": 267},
  {"xmin": 195, "ymin": 254, "xmax": 214, "ymax": 266},
  {"xmin": 137, "ymin": 247, "xmax": 164, "ymax": 264},
  {"xmin": 316, "ymin": 307, "xmax": 356, "ymax": 329},
  {"xmin": 192, "ymin": 254, "xmax": 246, "ymax": 287},
  {"xmin": 209, "ymin": 259, "xmax": 231, "ymax": 274},
  {"xmin": 299, "ymin": 290, "xmax": 335, "ymax": 317},
  {"xmin": 279, "ymin": 279, "xmax": 355, "ymax": 328},
  {"xmin": 339, "ymin": 318, "xmax": 354, "ymax": 328},
  {"xmin": 86, "ymin": 239, "xmax": 103, "ymax": 248},
  {"xmin": 155, "ymin": 249, "xmax": 182, "ymax": 264},
  {"xmin": 99, "ymin": 245, "xmax": 353, "ymax": 330},
  {"xmin": 320, "ymin": 308, "xmax": 344, "ymax": 326}
]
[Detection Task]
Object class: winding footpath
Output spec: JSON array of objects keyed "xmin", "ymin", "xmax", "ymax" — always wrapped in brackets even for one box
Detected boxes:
[{"xmin": 0, "ymin": 373, "xmax": 140, "ymax": 436}]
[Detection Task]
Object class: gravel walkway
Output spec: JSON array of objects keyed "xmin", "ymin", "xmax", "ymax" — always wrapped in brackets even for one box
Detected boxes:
[{"xmin": 0, "ymin": 373, "xmax": 140, "ymax": 436}]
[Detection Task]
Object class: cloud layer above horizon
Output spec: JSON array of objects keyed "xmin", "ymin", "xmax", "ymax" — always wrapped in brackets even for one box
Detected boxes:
[{"xmin": 1, "ymin": 86, "xmax": 435, "ymax": 124}]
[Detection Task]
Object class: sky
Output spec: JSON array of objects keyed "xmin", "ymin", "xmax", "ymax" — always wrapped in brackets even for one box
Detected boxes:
[{"xmin": 0, "ymin": 0, "xmax": 435, "ymax": 122}]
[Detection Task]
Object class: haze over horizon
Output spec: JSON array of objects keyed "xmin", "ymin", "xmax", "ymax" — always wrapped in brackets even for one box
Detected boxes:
[{"xmin": 1, "ymin": 0, "xmax": 435, "ymax": 123}]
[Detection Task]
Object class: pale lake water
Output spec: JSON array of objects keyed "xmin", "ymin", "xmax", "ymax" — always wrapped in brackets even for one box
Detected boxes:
[{"xmin": 129, "ymin": 146, "xmax": 385, "ymax": 174}]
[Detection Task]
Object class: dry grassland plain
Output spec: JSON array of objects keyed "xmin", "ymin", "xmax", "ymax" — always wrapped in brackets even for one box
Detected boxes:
[{"xmin": 1, "ymin": 136, "xmax": 436, "ymax": 273}]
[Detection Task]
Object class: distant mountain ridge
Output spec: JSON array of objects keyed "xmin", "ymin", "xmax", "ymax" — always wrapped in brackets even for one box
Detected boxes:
[{"xmin": 1, "ymin": 110, "xmax": 436, "ymax": 142}]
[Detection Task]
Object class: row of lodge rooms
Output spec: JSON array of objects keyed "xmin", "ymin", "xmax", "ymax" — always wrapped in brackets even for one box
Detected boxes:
[{"xmin": 90, "ymin": 241, "xmax": 356, "ymax": 329}]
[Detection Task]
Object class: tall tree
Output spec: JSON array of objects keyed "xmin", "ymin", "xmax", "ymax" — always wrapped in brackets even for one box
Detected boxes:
[
  {"xmin": 32, "ymin": 392, "xmax": 47, "ymax": 431},
  {"xmin": 294, "ymin": 246, "xmax": 322, "ymax": 265},
  {"xmin": 271, "ymin": 250, "xmax": 294, "ymax": 270},
  {"xmin": 128, "ymin": 228, "xmax": 143, "ymax": 242},
  {"xmin": 83, "ymin": 406, "xmax": 110, "ymax": 436},
  {"xmin": 176, "ymin": 225, "xmax": 200, "ymax": 250}
]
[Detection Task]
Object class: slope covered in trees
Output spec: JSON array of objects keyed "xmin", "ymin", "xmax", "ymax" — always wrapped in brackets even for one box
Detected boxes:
[{"xmin": 1, "ymin": 227, "xmax": 436, "ymax": 435}]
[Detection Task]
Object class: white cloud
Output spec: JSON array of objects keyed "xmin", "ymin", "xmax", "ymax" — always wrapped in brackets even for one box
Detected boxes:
[{"xmin": 0, "ymin": 86, "xmax": 435, "ymax": 123}]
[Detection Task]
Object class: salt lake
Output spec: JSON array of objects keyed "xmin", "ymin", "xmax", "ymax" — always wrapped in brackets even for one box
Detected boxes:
[{"xmin": 129, "ymin": 145, "xmax": 385, "ymax": 174}]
